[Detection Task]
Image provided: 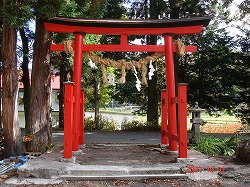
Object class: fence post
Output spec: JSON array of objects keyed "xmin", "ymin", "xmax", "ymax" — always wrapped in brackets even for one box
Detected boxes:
[
  {"xmin": 161, "ymin": 89, "xmax": 168, "ymax": 145},
  {"xmin": 63, "ymin": 82, "xmax": 74, "ymax": 158},
  {"xmin": 178, "ymin": 83, "xmax": 188, "ymax": 158}
]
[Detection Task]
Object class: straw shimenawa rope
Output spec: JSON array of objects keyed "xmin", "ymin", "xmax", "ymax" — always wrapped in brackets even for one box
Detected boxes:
[
  {"xmin": 101, "ymin": 64, "xmax": 108, "ymax": 84},
  {"xmin": 86, "ymin": 52, "xmax": 164, "ymax": 84},
  {"xmin": 63, "ymin": 39, "xmax": 185, "ymax": 84},
  {"xmin": 173, "ymin": 39, "xmax": 185, "ymax": 57},
  {"xmin": 63, "ymin": 40, "xmax": 74, "ymax": 55}
]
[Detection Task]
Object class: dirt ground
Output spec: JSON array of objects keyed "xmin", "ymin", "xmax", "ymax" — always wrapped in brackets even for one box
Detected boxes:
[{"xmin": 77, "ymin": 144, "xmax": 177, "ymax": 166}]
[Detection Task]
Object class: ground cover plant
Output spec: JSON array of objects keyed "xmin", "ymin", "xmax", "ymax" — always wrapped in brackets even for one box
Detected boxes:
[{"xmin": 191, "ymin": 135, "xmax": 237, "ymax": 156}]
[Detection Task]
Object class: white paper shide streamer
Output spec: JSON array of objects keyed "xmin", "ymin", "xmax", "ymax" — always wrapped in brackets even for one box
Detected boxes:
[
  {"xmin": 148, "ymin": 60, "xmax": 155, "ymax": 80},
  {"xmin": 88, "ymin": 58, "xmax": 97, "ymax": 69},
  {"xmin": 133, "ymin": 66, "xmax": 141, "ymax": 91},
  {"xmin": 107, "ymin": 73, "xmax": 115, "ymax": 84}
]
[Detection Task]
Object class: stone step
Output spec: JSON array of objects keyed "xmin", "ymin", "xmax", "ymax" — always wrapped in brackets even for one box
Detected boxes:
[
  {"xmin": 68, "ymin": 165, "xmax": 183, "ymax": 176},
  {"xmin": 60, "ymin": 173, "xmax": 187, "ymax": 181},
  {"xmin": 18, "ymin": 159, "xmax": 186, "ymax": 180}
]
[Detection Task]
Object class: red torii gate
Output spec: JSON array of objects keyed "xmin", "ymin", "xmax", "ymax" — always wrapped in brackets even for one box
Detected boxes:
[{"xmin": 44, "ymin": 16, "xmax": 211, "ymax": 159}]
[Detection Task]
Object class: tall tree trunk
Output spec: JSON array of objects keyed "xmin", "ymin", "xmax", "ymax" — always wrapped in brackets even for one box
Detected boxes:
[
  {"xmin": 19, "ymin": 28, "xmax": 31, "ymax": 129},
  {"xmin": 59, "ymin": 52, "xmax": 67, "ymax": 128},
  {"xmin": 169, "ymin": 0, "xmax": 181, "ymax": 85},
  {"xmin": 2, "ymin": 24, "xmax": 24, "ymax": 157},
  {"xmin": 93, "ymin": 71, "xmax": 100, "ymax": 129},
  {"xmin": 26, "ymin": 20, "xmax": 52, "ymax": 153},
  {"xmin": 147, "ymin": 0, "xmax": 159, "ymax": 126}
]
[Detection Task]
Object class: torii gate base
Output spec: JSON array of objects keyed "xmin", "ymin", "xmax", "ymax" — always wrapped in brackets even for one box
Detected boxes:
[
  {"xmin": 44, "ymin": 16, "xmax": 211, "ymax": 160},
  {"xmin": 63, "ymin": 82, "xmax": 188, "ymax": 159},
  {"xmin": 161, "ymin": 84, "xmax": 188, "ymax": 158}
]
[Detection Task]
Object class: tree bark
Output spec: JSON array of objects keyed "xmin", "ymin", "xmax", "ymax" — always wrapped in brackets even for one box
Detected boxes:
[
  {"xmin": 2, "ymin": 24, "xmax": 25, "ymax": 157},
  {"xmin": 26, "ymin": 20, "xmax": 52, "ymax": 153},
  {"xmin": 19, "ymin": 27, "xmax": 31, "ymax": 129},
  {"xmin": 59, "ymin": 52, "xmax": 67, "ymax": 128},
  {"xmin": 93, "ymin": 71, "xmax": 100, "ymax": 129},
  {"xmin": 147, "ymin": 0, "xmax": 159, "ymax": 126},
  {"xmin": 147, "ymin": 35, "xmax": 159, "ymax": 126}
]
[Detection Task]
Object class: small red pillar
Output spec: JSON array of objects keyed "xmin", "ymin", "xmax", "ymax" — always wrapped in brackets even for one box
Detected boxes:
[
  {"xmin": 161, "ymin": 89, "xmax": 168, "ymax": 145},
  {"xmin": 63, "ymin": 82, "xmax": 74, "ymax": 158},
  {"xmin": 178, "ymin": 83, "xmax": 188, "ymax": 158},
  {"xmin": 72, "ymin": 32, "xmax": 85, "ymax": 151},
  {"xmin": 164, "ymin": 34, "xmax": 178, "ymax": 151},
  {"xmin": 79, "ymin": 90, "xmax": 85, "ymax": 145}
]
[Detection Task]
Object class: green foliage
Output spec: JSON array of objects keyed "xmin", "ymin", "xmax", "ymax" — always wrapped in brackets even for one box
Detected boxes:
[
  {"xmin": 184, "ymin": 24, "xmax": 249, "ymax": 114},
  {"xmin": 102, "ymin": 0, "xmax": 127, "ymax": 19},
  {"xmin": 192, "ymin": 135, "xmax": 236, "ymax": 156},
  {"xmin": 236, "ymin": 103, "xmax": 250, "ymax": 124},
  {"xmin": 84, "ymin": 116, "xmax": 117, "ymax": 131},
  {"xmin": 121, "ymin": 120, "xmax": 160, "ymax": 131},
  {"xmin": 34, "ymin": 0, "xmax": 63, "ymax": 20},
  {"xmin": 1, "ymin": 0, "xmax": 33, "ymax": 26}
]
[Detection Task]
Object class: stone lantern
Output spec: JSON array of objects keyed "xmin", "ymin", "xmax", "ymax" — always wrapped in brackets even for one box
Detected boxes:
[{"xmin": 189, "ymin": 102, "xmax": 205, "ymax": 144}]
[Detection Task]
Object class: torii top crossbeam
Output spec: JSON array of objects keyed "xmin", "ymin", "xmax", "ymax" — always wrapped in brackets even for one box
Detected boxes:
[
  {"xmin": 45, "ymin": 16, "xmax": 212, "ymax": 52},
  {"xmin": 45, "ymin": 16, "xmax": 212, "ymax": 35}
]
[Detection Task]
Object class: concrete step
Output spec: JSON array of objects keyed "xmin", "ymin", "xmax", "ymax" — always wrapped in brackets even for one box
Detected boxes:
[
  {"xmin": 59, "ymin": 164, "xmax": 187, "ymax": 181},
  {"xmin": 18, "ymin": 158, "xmax": 187, "ymax": 180},
  {"xmin": 60, "ymin": 173, "xmax": 187, "ymax": 181},
  {"xmin": 68, "ymin": 165, "xmax": 183, "ymax": 176}
]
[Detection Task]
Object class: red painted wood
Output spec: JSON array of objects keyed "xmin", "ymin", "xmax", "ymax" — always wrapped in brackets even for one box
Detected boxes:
[
  {"xmin": 161, "ymin": 90, "xmax": 168, "ymax": 145},
  {"xmin": 50, "ymin": 43, "xmax": 197, "ymax": 53},
  {"xmin": 178, "ymin": 83, "xmax": 188, "ymax": 158},
  {"xmin": 164, "ymin": 34, "xmax": 178, "ymax": 151},
  {"xmin": 120, "ymin": 35, "xmax": 128, "ymax": 45},
  {"xmin": 79, "ymin": 90, "xmax": 84, "ymax": 145},
  {"xmin": 45, "ymin": 22, "xmax": 203, "ymax": 35},
  {"xmin": 63, "ymin": 83, "xmax": 74, "ymax": 158},
  {"xmin": 72, "ymin": 33, "xmax": 84, "ymax": 151}
]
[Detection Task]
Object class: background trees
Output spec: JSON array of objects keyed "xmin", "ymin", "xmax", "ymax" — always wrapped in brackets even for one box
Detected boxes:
[{"xmin": 1, "ymin": 0, "xmax": 32, "ymax": 157}]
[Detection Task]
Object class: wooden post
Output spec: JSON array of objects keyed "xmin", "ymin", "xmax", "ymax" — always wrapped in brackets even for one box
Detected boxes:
[
  {"xmin": 72, "ymin": 32, "xmax": 85, "ymax": 151},
  {"xmin": 164, "ymin": 34, "xmax": 178, "ymax": 151},
  {"xmin": 161, "ymin": 89, "xmax": 168, "ymax": 145},
  {"xmin": 79, "ymin": 90, "xmax": 84, "ymax": 145},
  {"xmin": 178, "ymin": 83, "xmax": 188, "ymax": 158},
  {"xmin": 63, "ymin": 82, "xmax": 74, "ymax": 158}
]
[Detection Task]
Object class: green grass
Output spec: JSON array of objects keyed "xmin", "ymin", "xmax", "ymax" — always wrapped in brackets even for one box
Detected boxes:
[{"xmin": 191, "ymin": 135, "xmax": 237, "ymax": 156}]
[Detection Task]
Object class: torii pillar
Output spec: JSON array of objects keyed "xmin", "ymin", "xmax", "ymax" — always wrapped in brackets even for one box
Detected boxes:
[
  {"xmin": 72, "ymin": 32, "xmax": 85, "ymax": 151},
  {"xmin": 164, "ymin": 34, "xmax": 178, "ymax": 150}
]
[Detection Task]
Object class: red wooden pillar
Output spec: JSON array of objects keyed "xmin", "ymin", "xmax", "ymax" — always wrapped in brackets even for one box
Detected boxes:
[
  {"xmin": 178, "ymin": 83, "xmax": 188, "ymax": 158},
  {"xmin": 161, "ymin": 89, "xmax": 168, "ymax": 145},
  {"xmin": 79, "ymin": 90, "xmax": 84, "ymax": 145},
  {"xmin": 63, "ymin": 82, "xmax": 74, "ymax": 158},
  {"xmin": 72, "ymin": 32, "xmax": 85, "ymax": 151},
  {"xmin": 164, "ymin": 34, "xmax": 178, "ymax": 151}
]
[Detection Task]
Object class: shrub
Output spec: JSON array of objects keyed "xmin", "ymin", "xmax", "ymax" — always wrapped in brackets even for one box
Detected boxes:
[
  {"xmin": 84, "ymin": 115, "xmax": 117, "ymax": 131},
  {"xmin": 121, "ymin": 120, "xmax": 160, "ymax": 131},
  {"xmin": 98, "ymin": 115, "xmax": 117, "ymax": 131},
  {"xmin": 192, "ymin": 135, "xmax": 236, "ymax": 156},
  {"xmin": 84, "ymin": 117, "xmax": 95, "ymax": 131}
]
